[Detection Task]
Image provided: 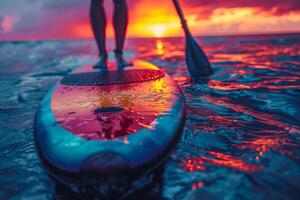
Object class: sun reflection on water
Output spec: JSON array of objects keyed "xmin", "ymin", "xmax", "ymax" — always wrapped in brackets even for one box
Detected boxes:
[{"xmin": 156, "ymin": 40, "xmax": 164, "ymax": 55}]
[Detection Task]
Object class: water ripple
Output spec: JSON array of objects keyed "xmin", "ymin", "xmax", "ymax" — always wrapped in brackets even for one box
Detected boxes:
[{"xmin": 0, "ymin": 34, "xmax": 300, "ymax": 199}]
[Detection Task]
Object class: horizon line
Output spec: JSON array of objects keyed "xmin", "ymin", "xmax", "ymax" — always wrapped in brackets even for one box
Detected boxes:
[{"xmin": 0, "ymin": 31, "xmax": 299, "ymax": 42}]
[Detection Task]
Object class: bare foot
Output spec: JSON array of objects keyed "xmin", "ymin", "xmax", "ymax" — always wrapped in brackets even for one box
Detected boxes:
[
  {"xmin": 93, "ymin": 55, "xmax": 108, "ymax": 71},
  {"xmin": 114, "ymin": 50, "xmax": 133, "ymax": 70},
  {"xmin": 116, "ymin": 56, "xmax": 133, "ymax": 70}
]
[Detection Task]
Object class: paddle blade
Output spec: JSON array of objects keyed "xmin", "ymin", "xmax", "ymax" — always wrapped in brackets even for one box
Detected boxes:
[{"xmin": 185, "ymin": 35, "xmax": 213, "ymax": 77}]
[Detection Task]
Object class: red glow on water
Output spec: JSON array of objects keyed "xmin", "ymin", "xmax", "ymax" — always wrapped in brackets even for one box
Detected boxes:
[
  {"xmin": 181, "ymin": 151, "xmax": 264, "ymax": 173},
  {"xmin": 209, "ymin": 76, "xmax": 300, "ymax": 91},
  {"xmin": 192, "ymin": 181, "xmax": 204, "ymax": 190},
  {"xmin": 237, "ymin": 135, "xmax": 296, "ymax": 158},
  {"xmin": 187, "ymin": 106, "xmax": 245, "ymax": 131},
  {"xmin": 202, "ymin": 95, "xmax": 300, "ymax": 132},
  {"xmin": 183, "ymin": 159, "xmax": 206, "ymax": 172},
  {"xmin": 241, "ymin": 137, "xmax": 284, "ymax": 151},
  {"xmin": 207, "ymin": 151, "xmax": 264, "ymax": 172},
  {"xmin": 197, "ymin": 95, "xmax": 300, "ymax": 159}
]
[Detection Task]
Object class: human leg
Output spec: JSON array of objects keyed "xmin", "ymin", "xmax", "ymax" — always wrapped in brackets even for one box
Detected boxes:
[
  {"xmin": 90, "ymin": 0, "xmax": 108, "ymax": 69},
  {"xmin": 113, "ymin": 0, "xmax": 132, "ymax": 69}
]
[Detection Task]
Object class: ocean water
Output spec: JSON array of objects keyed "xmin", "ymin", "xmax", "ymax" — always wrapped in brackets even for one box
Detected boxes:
[{"xmin": 0, "ymin": 33, "xmax": 300, "ymax": 199}]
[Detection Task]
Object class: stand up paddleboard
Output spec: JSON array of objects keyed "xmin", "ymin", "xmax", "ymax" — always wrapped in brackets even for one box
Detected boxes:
[{"xmin": 35, "ymin": 60, "xmax": 185, "ymax": 177}]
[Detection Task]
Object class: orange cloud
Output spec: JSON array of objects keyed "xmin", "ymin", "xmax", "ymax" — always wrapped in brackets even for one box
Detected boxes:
[
  {"xmin": 195, "ymin": 7, "xmax": 300, "ymax": 35},
  {"xmin": 126, "ymin": 3, "xmax": 300, "ymax": 37}
]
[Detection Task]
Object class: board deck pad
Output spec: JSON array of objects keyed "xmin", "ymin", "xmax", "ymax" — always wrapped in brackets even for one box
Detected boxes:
[
  {"xmin": 61, "ymin": 69, "xmax": 165, "ymax": 86},
  {"xmin": 35, "ymin": 60, "xmax": 185, "ymax": 175}
]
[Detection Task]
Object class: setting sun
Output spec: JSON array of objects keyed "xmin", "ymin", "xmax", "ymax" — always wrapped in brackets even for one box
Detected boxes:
[{"xmin": 151, "ymin": 24, "xmax": 167, "ymax": 38}]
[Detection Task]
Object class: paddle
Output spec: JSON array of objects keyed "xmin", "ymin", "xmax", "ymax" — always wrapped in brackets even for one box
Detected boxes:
[{"xmin": 172, "ymin": 0, "xmax": 213, "ymax": 77}]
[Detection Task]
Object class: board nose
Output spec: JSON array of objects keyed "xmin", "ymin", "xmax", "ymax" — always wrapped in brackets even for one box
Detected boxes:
[{"xmin": 81, "ymin": 152, "xmax": 129, "ymax": 174}]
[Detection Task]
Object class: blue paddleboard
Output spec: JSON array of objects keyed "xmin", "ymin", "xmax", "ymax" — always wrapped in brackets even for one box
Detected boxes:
[{"xmin": 35, "ymin": 60, "xmax": 185, "ymax": 176}]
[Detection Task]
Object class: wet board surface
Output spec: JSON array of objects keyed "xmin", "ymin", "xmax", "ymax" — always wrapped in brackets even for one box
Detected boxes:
[{"xmin": 35, "ymin": 60, "xmax": 185, "ymax": 175}]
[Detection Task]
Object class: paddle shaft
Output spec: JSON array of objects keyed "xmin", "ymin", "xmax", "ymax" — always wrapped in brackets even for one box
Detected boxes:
[
  {"xmin": 172, "ymin": 0, "xmax": 190, "ymax": 35},
  {"xmin": 172, "ymin": 0, "xmax": 213, "ymax": 77}
]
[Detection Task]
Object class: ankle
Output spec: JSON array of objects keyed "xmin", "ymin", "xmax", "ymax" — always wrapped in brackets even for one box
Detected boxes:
[
  {"xmin": 99, "ymin": 53, "xmax": 108, "ymax": 59},
  {"xmin": 114, "ymin": 49, "xmax": 123, "ymax": 58}
]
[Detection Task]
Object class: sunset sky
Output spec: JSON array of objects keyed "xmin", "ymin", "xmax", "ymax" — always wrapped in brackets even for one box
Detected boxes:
[{"xmin": 0, "ymin": 0, "xmax": 300, "ymax": 40}]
